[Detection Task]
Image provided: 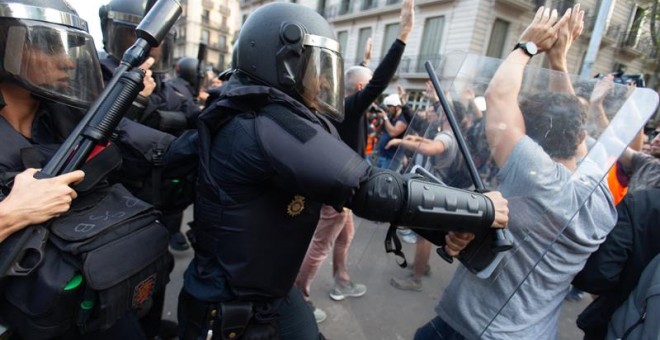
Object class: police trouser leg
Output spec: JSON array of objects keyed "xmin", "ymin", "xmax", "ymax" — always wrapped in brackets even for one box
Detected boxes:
[{"xmin": 177, "ymin": 287, "xmax": 321, "ymax": 340}]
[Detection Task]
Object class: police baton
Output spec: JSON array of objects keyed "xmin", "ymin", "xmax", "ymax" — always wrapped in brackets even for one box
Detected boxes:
[{"xmin": 424, "ymin": 61, "xmax": 513, "ymax": 263}]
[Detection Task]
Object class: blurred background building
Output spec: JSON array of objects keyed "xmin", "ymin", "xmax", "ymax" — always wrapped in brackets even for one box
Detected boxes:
[
  {"xmin": 233, "ymin": 0, "xmax": 658, "ymax": 114},
  {"xmin": 173, "ymin": 0, "xmax": 241, "ymax": 71}
]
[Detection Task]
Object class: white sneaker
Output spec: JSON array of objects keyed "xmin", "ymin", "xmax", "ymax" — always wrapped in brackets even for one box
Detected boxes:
[
  {"xmin": 401, "ymin": 233, "xmax": 417, "ymax": 244},
  {"xmin": 308, "ymin": 301, "xmax": 326, "ymax": 323},
  {"xmin": 329, "ymin": 281, "xmax": 367, "ymax": 301}
]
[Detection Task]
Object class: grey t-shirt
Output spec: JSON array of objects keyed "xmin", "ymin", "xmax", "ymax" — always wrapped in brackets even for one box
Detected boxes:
[
  {"xmin": 626, "ymin": 152, "xmax": 660, "ymax": 193},
  {"xmin": 436, "ymin": 136, "xmax": 617, "ymax": 340},
  {"xmin": 423, "ymin": 130, "xmax": 458, "ymax": 181}
]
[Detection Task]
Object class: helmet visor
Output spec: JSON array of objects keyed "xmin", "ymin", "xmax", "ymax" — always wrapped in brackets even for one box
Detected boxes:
[
  {"xmin": 296, "ymin": 35, "xmax": 344, "ymax": 122},
  {"xmin": 2, "ymin": 20, "xmax": 102, "ymax": 108},
  {"xmin": 106, "ymin": 21, "xmax": 175, "ymax": 73},
  {"xmin": 106, "ymin": 21, "xmax": 136, "ymax": 61}
]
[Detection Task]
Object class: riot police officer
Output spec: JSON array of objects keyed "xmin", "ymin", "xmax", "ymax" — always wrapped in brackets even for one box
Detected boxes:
[
  {"xmin": 0, "ymin": 0, "xmax": 184, "ymax": 338},
  {"xmin": 180, "ymin": 3, "xmax": 508, "ymax": 339},
  {"xmin": 170, "ymin": 57, "xmax": 197, "ymax": 99},
  {"xmin": 99, "ymin": 0, "xmax": 197, "ymax": 252}
]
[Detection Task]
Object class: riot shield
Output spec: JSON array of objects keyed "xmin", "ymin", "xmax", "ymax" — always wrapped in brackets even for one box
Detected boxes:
[
  {"xmin": 418, "ymin": 52, "xmax": 658, "ymax": 338},
  {"xmin": 315, "ymin": 52, "xmax": 657, "ymax": 339}
]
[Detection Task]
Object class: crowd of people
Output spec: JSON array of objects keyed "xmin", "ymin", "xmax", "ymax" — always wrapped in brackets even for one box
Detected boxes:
[{"xmin": 0, "ymin": 0, "xmax": 658, "ymax": 339}]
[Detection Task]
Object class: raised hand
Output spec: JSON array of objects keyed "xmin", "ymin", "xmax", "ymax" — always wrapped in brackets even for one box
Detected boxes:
[
  {"xmin": 398, "ymin": 0, "xmax": 414, "ymax": 42},
  {"xmin": 519, "ymin": 6, "xmax": 569, "ymax": 52},
  {"xmin": 424, "ymin": 80, "xmax": 439, "ymax": 102},
  {"xmin": 547, "ymin": 4, "xmax": 584, "ymax": 67},
  {"xmin": 590, "ymin": 74, "xmax": 614, "ymax": 105},
  {"xmin": 362, "ymin": 37, "xmax": 373, "ymax": 66}
]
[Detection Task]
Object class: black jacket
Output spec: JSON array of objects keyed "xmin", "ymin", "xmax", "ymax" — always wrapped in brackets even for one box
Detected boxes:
[
  {"xmin": 573, "ymin": 188, "xmax": 660, "ymax": 340},
  {"xmin": 334, "ymin": 39, "xmax": 406, "ymax": 157},
  {"xmin": 187, "ymin": 74, "xmax": 371, "ymax": 301}
]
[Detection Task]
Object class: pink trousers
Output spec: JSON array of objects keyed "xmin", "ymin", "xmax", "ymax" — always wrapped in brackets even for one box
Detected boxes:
[{"xmin": 295, "ymin": 205, "xmax": 355, "ymax": 300}]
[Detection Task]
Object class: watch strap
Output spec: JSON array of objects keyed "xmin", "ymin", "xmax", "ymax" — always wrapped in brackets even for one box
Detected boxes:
[{"xmin": 513, "ymin": 42, "xmax": 534, "ymax": 57}]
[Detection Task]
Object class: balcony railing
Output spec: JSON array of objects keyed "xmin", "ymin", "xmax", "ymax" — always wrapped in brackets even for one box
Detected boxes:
[
  {"xmin": 583, "ymin": 15, "xmax": 623, "ymax": 45},
  {"xmin": 620, "ymin": 31, "xmax": 658, "ymax": 59},
  {"xmin": 343, "ymin": 54, "xmax": 442, "ymax": 75}
]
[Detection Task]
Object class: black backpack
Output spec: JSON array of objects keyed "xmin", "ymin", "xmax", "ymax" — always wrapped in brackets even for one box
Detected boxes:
[{"xmin": 0, "ymin": 146, "xmax": 173, "ymax": 339}]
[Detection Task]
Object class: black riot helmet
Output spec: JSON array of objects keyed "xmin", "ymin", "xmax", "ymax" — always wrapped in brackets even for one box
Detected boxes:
[
  {"xmin": 236, "ymin": 3, "xmax": 345, "ymax": 121},
  {"xmin": 175, "ymin": 57, "xmax": 197, "ymax": 86},
  {"xmin": 0, "ymin": 0, "xmax": 103, "ymax": 108},
  {"xmin": 99, "ymin": 0, "xmax": 175, "ymax": 73}
]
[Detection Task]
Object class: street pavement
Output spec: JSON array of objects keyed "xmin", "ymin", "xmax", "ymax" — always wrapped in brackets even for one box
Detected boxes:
[{"xmin": 163, "ymin": 208, "xmax": 591, "ymax": 339}]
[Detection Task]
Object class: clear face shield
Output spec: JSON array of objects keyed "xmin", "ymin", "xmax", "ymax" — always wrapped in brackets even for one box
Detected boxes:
[
  {"xmin": 1, "ymin": 20, "xmax": 103, "ymax": 108},
  {"xmin": 295, "ymin": 34, "xmax": 344, "ymax": 122},
  {"xmin": 106, "ymin": 19, "xmax": 175, "ymax": 73}
]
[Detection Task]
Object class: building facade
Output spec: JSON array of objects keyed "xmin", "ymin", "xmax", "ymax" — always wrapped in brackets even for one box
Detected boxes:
[
  {"xmin": 239, "ymin": 0, "xmax": 658, "ymax": 109},
  {"xmin": 173, "ymin": 0, "xmax": 241, "ymax": 71}
]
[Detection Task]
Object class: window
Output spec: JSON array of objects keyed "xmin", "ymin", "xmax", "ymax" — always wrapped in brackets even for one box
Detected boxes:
[
  {"xmin": 625, "ymin": 7, "xmax": 646, "ymax": 47},
  {"xmin": 222, "ymin": 16, "xmax": 227, "ymax": 27},
  {"xmin": 317, "ymin": 0, "xmax": 327, "ymax": 16},
  {"xmin": 219, "ymin": 35, "xmax": 227, "ymax": 50},
  {"xmin": 202, "ymin": 9, "xmax": 210, "ymax": 24},
  {"xmin": 417, "ymin": 16, "xmax": 445, "ymax": 72},
  {"xmin": 201, "ymin": 30, "xmax": 209, "ymax": 44},
  {"xmin": 337, "ymin": 31, "xmax": 348, "ymax": 55},
  {"xmin": 486, "ymin": 19, "xmax": 510, "ymax": 58},
  {"xmin": 339, "ymin": 0, "xmax": 351, "ymax": 15},
  {"xmin": 382, "ymin": 23, "xmax": 400, "ymax": 56},
  {"xmin": 356, "ymin": 27, "xmax": 372, "ymax": 64},
  {"xmin": 361, "ymin": 0, "xmax": 375, "ymax": 10}
]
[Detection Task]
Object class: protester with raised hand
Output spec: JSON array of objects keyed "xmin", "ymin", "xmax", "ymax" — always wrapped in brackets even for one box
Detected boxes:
[{"xmin": 415, "ymin": 6, "xmax": 618, "ymax": 339}]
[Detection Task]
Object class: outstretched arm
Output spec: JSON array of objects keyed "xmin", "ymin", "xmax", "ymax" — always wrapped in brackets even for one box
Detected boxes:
[
  {"xmin": 386, "ymin": 135, "xmax": 447, "ymax": 156},
  {"xmin": 485, "ymin": 7, "xmax": 568, "ymax": 167}
]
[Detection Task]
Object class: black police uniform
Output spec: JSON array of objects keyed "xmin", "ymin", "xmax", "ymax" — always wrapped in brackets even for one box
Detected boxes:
[
  {"xmin": 0, "ymin": 102, "xmax": 177, "ymax": 340},
  {"xmin": 180, "ymin": 74, "xmax": 496, "ymax": 339},
  {"xmin": 178, "ymin": 3, "xmax": 497, "ymax": 339}
]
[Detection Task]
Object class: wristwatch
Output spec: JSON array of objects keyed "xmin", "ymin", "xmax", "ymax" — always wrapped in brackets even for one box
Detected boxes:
[{"xmin": 513, "ymin": 41, "xmax": 538, "ymax": 57}]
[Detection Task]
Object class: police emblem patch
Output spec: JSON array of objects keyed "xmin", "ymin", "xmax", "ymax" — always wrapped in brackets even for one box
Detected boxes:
[
  {"xmin": 287, "ymin": 195, "xmax": 305, "ymax": 216},
  {"xmin": 132, "ymin": 274, "xmax": 156, "ymax": 308}
]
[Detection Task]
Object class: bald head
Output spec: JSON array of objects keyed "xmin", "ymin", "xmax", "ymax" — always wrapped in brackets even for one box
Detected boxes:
[{"xmin": 345, "ymin": 66, "xmax": 373, "ymax": 96}]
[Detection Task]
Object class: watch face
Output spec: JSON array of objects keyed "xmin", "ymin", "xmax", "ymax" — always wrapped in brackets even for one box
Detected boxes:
[{"xmin": 525, "ymin": 42, "xmax": 538, "ymax": 55}]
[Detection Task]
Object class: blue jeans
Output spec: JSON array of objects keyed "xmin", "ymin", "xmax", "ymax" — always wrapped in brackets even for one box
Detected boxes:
[
  {"xmin": 376, "ymin": 156, "xmax": 391, "ymax": 169},
  {"xmin": 414, "ymin": 316, "xmax": 465, "ymax": 340}
]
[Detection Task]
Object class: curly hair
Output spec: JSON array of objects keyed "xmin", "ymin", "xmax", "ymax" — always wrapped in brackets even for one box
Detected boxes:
[{"xmin": 520, "ymin": 92, "xmax": 586, "ymax": 160}]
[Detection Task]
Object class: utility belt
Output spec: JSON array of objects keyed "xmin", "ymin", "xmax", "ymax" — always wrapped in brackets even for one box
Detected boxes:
[{"xmin": 180, "ymin": 290, "xmax": 280, "ymax": 340}]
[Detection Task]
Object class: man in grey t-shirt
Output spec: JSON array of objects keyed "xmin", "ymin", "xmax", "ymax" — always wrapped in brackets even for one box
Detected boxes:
[{"xmin": 414, "ymin": 6, "xmax": 617, "ymax": 339}]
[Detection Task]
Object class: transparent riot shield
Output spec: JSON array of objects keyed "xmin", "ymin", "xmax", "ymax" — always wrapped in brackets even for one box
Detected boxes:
[
  {"xmin": 316, "ymin": 52, "xmax": 657, "ymax": 339},
  {"xmin": 418, "ymin": 52, "xmax": 658, "ymax": 338}
]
